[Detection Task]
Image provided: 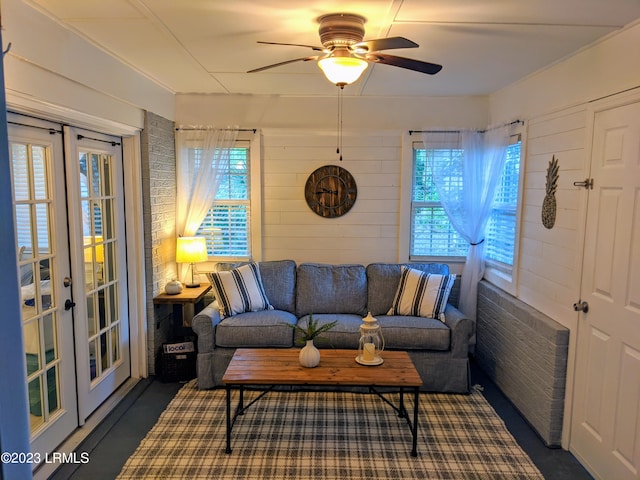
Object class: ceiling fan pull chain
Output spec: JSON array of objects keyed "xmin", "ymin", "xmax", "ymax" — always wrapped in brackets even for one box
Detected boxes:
[
  {"xmin": 337, "ymin": 85, "xmax": 344, "ymax": 161},
  {"xmin": 336, "ymin": 85, "xmax": 340, "ymax": 155},
  {"xmin": 336, "ymin": 85, "xmax": 342, "ymax": 160}
]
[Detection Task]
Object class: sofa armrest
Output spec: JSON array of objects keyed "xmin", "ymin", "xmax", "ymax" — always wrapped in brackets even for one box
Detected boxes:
[
  {"xmin": 191, "ymin": 303, "xmax": 222, "ymax": 354},
  {"xmin": 444, "ymin": 303, "xmax": 474, "ymax": 358}
]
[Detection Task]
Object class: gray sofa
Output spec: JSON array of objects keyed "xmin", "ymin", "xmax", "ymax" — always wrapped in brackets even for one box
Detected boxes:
[{"xmin": 191, "ymin": 260, "xmax": 473, "ymax": 393}]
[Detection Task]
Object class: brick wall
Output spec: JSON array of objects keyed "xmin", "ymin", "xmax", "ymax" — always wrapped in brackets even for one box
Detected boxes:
[
  {"xmin": 475, "ymin": 280, "xmax": 569, "ymax": 446},
  {"xmin": 140, "ymin": 111, "xmax": 176, "ymax": 374}
]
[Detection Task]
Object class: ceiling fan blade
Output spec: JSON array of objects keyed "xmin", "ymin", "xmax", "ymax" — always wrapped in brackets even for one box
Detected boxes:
[
  {"xmin": 247, "ymin": 56, "xmax": 319, "ymax": 73},
  {"xmin": 366, "ymin": 53, "xmax": 442, "ymax": 75},
  {"xmin": 257, "ymin": 41, "xmax": 325, "ymax": 52},
  {"xmin": 353, "ymin": 37, "xmax": 418, "ymax": 52}
]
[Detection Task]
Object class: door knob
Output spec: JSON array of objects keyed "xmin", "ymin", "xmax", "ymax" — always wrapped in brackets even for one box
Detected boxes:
[
  {"xmin": 64, "ymin": 299, "xmax": 76, "ymax": 311},
  {"xmin": 573, "ymin": 300, "xmax": 589, "ymax": 313}
]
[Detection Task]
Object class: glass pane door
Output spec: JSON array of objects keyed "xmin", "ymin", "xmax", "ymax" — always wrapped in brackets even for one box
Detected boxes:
[
  {"xmin": 65, "ymin": 127, "xmax": 130, "ymax": 421},
  {"xmin": 9, "ymin": 116, "xmax": 78, "ymax": 460},
  {"xmin": 81, "ymin": 151, "xmax": 122, "ymax": 381},
  {"xmin": 14, "ymin": 141, "xmax": 60, "ymax": 429}
]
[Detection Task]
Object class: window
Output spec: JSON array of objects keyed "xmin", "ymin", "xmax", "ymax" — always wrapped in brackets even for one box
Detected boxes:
[
  {"xmin": 410, "ymin": 137, "xmax": 522, "ymax": 265},
  {"xmin": 410, "ymin": 145, "xmax": 467, "ymax": 258},
  {"xmin": 485, "ymin": 141, "xmax": 521, "ymax": 266},
  {"xmin": 194, "ymin": 143, "xmax": 251, "ymax": 259}
]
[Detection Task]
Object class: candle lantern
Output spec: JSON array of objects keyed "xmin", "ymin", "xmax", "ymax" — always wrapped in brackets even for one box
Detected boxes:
[{"xmin": 356, "ymin": 312, "xmax": 385, "ymax": 365}]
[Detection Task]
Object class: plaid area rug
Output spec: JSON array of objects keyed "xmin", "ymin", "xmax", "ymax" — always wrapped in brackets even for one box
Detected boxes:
[{"xmin": 117, "ymin": 381, "xmax": 543, "ymax": 479}]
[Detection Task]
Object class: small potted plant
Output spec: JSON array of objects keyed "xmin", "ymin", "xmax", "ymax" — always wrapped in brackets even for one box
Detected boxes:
[{"xmin": 288, "ymin": 314, "xmax": 337, "ymax": 368}]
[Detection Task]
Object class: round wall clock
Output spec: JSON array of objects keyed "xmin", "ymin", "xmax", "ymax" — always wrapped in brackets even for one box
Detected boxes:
[{"xmin": 304, "ymin": 165, "xmax": 357, "ymax": 218}]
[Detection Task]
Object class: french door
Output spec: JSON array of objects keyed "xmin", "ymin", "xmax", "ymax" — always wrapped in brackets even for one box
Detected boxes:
[
  {"xmin": 9, "ymin": 116, "xmax": 77, "ymax": 458},
  {"xmin": 65, "ymin": 126, "xmax": 131, "ymax": 421},
  {"xmin": 9, "ymin": 115, "xmax": 131, "ymax": 458}
]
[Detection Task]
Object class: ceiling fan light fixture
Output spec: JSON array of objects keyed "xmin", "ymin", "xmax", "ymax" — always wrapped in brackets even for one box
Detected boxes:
[{"xmin": 318, "ymin": 56, "xmax": 368, "ymax": 86}]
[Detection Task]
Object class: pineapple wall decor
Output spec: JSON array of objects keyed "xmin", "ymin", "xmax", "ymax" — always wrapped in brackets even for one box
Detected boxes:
[{"xmin": 542, "ymin": 155, "xmax": 559, "ymax": 229}]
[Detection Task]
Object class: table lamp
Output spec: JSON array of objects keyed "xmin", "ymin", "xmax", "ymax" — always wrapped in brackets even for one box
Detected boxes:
[{"xmin": 176, "ymin": 236, "xmax": 208, "ymax": 288}]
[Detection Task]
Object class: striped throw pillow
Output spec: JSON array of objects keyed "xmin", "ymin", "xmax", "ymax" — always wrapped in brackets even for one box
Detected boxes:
[
  {"xmin": 387, "ymin": 266, "xmax": 455, "ymax": 322},
  {"xmin": 207, "ymin": 263, "xmax": 273, "ymax": 319}
]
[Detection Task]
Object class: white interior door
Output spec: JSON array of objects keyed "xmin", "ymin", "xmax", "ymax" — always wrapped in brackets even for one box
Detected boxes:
[
  {"xmin": 571, "ymin": 100, "xmax": 640, "ymax": 479},
  {"xmin": 8, "ymin": 116, "xmax": 78, "ymax": 460},
  {"xmin": 64, "ymin": 127, "xmax": 131, "ymax": 422}
]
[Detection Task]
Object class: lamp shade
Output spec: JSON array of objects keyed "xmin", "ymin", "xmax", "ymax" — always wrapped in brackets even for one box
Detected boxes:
[
  {"xmin": 318, "ymin": 56, "xmax": 368, "ymax": 85},
  {"xmin": 176, "ymin": 236, "xmax": 208, "ymax": 264},
  {"xmin": 84, "ymin": 236, "xmax": 104, "ymax": 263}
]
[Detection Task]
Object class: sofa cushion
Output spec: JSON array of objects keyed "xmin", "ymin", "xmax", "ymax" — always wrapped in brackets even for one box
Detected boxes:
[
  {"xmin": 207, "ymin": 263, "xmax": 273, "ymax": 319},
  {"xmin": 295, "ymin": 314, "xmax": 362, "ymax": 349},
  {"xmin": 366, "ymin": 263, "xmax": 450, "ymax": 316},
  {"xmin": 214, "ymin": 260, "xmax": 297, "ymax": 314},
  {"xmin": 388, "ymin": 267, "xmax": 455, "ymax": 322},
  {"xmin": 215, "ymin": 310, "xmax": 297, "ymax": 348},
  {"xmin": 380, "ymin": 315, "xmax": 450, "ymax": 350},
  {"xmin": 296, "ymin": 263, "xmax": 367, "ymax": 317},
  {"xmin": 258, "ymin": 260, "xmax": 297, "ymax": 314}
]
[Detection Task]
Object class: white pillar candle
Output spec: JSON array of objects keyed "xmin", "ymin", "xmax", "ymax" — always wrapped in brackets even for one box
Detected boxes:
[{"xmin": 363, "ymin": 342, "xmax": 376, "ymax": 362}]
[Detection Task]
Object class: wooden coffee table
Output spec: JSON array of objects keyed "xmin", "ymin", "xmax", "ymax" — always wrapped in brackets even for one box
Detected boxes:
[{"xmin": 222, "ymin": 348, "xmax": 423, "ymax": 456}]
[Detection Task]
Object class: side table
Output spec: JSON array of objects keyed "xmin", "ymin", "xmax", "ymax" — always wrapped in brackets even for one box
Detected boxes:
[{"xmin": 153, "ymin": 283, "xmax": 212, "ymax": 339}]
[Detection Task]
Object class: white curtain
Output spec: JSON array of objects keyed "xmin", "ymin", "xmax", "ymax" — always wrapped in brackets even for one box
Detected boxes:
[
  {"xmin": 176, "ymin": 127, "xmax": 239, "ymax": 237},
  {"xmin": 422, "ymin": 126, "xmax": 509, "ymax": 320}
]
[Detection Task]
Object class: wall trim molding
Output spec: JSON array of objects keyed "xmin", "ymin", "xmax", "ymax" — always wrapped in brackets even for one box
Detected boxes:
[{"xmin": 6, "ymin": 89, "xmax": 142, "ymax": 136}]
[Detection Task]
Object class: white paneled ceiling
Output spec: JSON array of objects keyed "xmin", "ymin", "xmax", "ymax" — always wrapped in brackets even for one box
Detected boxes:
[{"xmin": 25, "ymin": 0, "xmax": 640, "ymax": 97}]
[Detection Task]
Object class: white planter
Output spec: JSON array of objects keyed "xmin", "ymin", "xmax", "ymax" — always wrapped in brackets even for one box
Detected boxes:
[{"xmin": 299, "ymin": 340, "xmax": 320, "ymax": 368}]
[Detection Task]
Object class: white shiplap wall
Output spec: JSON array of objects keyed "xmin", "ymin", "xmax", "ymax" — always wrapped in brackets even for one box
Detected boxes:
[
  {"xmin": 518, "ymin": 108, "xmax": 590, "ymax": 323},
  {"xmin": 262, "ymin": 131, "xmax": 402, "ymax": 265},
  {"xmin": 175, "ymin": 93, "xmax": 489, "ymax": 267}
]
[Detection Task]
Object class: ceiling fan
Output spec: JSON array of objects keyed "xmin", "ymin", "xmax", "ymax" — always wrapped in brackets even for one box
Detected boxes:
[{"xmin": 248, "ymin": 13, "xmax": 442, "ymax": 86}]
